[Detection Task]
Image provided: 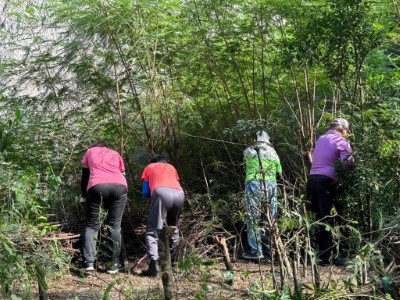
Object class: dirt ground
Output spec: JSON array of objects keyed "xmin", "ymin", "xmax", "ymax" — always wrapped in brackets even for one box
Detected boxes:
[
  {"xmin": 41, "ymin": 258, "xmax": 357, "ymax": 300},
  {"xmin": 28, "ymin": 225, "xmax": 373, "ymax": 299}
]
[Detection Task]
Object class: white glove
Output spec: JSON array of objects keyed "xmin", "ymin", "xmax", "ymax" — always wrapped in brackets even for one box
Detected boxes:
[{"xmin": 80, "ymin": 197, "xmax": 86, "ymax": 203}]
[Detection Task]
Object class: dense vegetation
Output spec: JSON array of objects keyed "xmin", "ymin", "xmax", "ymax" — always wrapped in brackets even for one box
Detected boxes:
[{"xmin": 0, "ymin": 0, "xmax": 399, "ymax": 299}]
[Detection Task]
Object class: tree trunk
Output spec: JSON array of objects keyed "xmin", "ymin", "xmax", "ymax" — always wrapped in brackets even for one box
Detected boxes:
[{"xmin": 158, "ymin": 225, "xmax": 177, "ymax": 300}]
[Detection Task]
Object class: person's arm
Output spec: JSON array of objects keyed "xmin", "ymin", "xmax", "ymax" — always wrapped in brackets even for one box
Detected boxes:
[
  {"xmin": 276, "ymin": 172, "xmax": 284, "ymax": 181},
  {"xmin": 338, "ymin": 139, "xmax": 355, "ymax": 170},
  {"xmin": 142, "ymin": 181, "xmax": 151, "ymax": 198},
  {"xmin": 118, "ymin": 154, "xmax": 126, "ymax": 176},
  {"xmin": 275, "ymin": 160, "xmax": 284, "ymax": 182},
  {"xmin": 81, "ymin": 165, "xmax": 90, "ymax": 198}
]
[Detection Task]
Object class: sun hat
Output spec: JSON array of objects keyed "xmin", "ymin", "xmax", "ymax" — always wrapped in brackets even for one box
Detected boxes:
[{"xmin": 330, "ymin": 118, "xmax": 350, "ymax": 131}]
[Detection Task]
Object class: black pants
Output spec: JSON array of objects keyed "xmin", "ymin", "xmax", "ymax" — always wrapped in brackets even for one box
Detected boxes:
[
  {"xmin": 306, "ymin": 175, "xmax": 342, "ymax": 262},
  {"xmin": 83, "ymin": 184, "xmax": 127, "ymax": 264}
]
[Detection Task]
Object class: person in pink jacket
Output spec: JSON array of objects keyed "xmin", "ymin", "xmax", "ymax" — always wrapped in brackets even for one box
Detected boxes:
[{"xmin": 80, "ymin": 141, "xmax": 128, "ymax": 274}]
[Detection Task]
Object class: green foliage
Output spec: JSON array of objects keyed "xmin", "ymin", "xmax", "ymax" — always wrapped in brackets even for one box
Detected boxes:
[
  {"xmin": 0, "ymin": 0, "xmax": 399, "ymax": 297},
  {"xmin": 224, "ymin": 119, "xmax": 271, "ymax": 144},
  {"xmin": 0, "ymin": 108, "xmax": 21, "ymax": 160},
  {"xmin": 0, "ymin": 156, "xmax": 68, "ymax": 297},
  {"xmin": 339, "ymin": 96, "xmax": 400, "ymax": 230}
]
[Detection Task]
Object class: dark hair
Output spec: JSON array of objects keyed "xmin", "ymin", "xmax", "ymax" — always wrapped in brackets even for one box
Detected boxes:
[
  {"xmin": 150, "ymin": 155, "xmax": 167, "ymax": 163},
  {"xmin": 89, "ymin": 141, "xmax": 108, "ymax": 148}
]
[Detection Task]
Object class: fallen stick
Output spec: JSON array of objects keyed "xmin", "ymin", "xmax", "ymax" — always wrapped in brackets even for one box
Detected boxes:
[
  {"xmin": 213, "ymin": 235, "xmax": 234, "ymax": 286},
  {"xmin": 41, "ymin": 234, "xmax": 81, "ymax": 241}
]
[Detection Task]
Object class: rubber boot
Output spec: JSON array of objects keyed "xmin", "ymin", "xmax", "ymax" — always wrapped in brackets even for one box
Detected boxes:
[
  {"xmin": 171, "ymin": 247, "xmax": 178, "ymax": 267},
  {"xmin": 141, "ymin": 259, "xmax": 160, "ymax": 277}
]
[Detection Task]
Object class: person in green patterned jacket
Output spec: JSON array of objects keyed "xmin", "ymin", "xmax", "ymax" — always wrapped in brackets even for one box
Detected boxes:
[{"xmin": 242, "ymin": 131, "xmax": 282, "ymax": 261}]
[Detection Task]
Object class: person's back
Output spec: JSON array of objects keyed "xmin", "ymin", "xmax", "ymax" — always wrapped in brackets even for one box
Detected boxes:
[
  {"xmin": 83, "ymin": 146, "xmax": 127, "ymax": 190},
  {"xmin": 244, "ymin": 143, "xmax": 281, "ymax": 182},
  {"xmin": 242, "ymin": 131, "xmax": 282, "ymax": 260},
  {"xmin": 311, "ymin": 129, "xmax": 354, "ymax": 180},
  {"xmin": 141, "ymin": 162, "xmax": 182, "ymax": 193},
  {"xmin": 80, "ymin": 142, "xmax": 128, "ymax": 274},
  {"xmin": 140, "ymin": 155, "xmax": 185, "ymax": 277},
  {"xmin": 307, "ymin": 118, "xmax": 355, "ymax": 266}
]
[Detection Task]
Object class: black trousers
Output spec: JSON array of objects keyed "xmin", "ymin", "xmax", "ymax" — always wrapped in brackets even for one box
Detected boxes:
[
  {"xmin": 83, "ymin": 184, "xmax": 127, "ymax": 264},
  {"xmin": 306, "ymin": 175, "xmax": 342, "ymax": 262}
]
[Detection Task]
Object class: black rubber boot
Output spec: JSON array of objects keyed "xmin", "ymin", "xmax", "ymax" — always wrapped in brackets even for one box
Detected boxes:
[
  {"xmin": 141, "ymin": 259, "xmax": 160, "ymax": 277},
  {"xmin": 171, "ymin": 248, "xmax": 178, "ymax": 267}
]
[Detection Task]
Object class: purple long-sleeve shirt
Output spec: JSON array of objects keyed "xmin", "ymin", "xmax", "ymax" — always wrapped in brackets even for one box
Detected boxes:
[{"xmin": 310, "ymin": 130, "xmax": 355, "ymax": 180}]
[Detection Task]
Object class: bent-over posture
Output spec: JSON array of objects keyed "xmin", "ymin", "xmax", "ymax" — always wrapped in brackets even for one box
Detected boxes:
[
  {"xmin": 81, "ymin": 141, "xmax": 127, "ymax": 274},
  {"xmin": 141, "ymin": 155, "xmax": 185, "ymax": 276}
]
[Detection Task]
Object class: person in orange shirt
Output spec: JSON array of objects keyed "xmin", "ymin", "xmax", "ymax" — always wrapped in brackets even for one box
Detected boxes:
[{"xmin": 140, "ymin": 155, "xmax": 185, "ymax": 276}]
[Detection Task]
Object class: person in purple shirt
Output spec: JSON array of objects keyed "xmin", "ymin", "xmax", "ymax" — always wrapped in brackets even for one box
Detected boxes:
[{"xmin": 307, "ymin": 118, "xmax": 355, "ymax": 266}]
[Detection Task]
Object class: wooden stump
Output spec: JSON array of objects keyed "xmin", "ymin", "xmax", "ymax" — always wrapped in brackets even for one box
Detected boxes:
[{"xmin": 158, "ymin": 226, "xmax": 177, "ymax": 300}]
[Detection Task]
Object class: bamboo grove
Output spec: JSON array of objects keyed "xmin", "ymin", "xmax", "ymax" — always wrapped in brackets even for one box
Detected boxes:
[{"xmin": 0, "ymin": 0, "xmax": 400, "ymax": 298}]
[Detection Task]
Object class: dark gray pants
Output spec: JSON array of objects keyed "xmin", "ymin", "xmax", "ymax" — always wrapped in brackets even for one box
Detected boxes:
[
  {"xmin": 83, "ymin": 184, "xmax": 127, "ymax": 264},
  {"xmin": 145, "ymin": 187, "xmax": 185, "ymax": 260}
]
